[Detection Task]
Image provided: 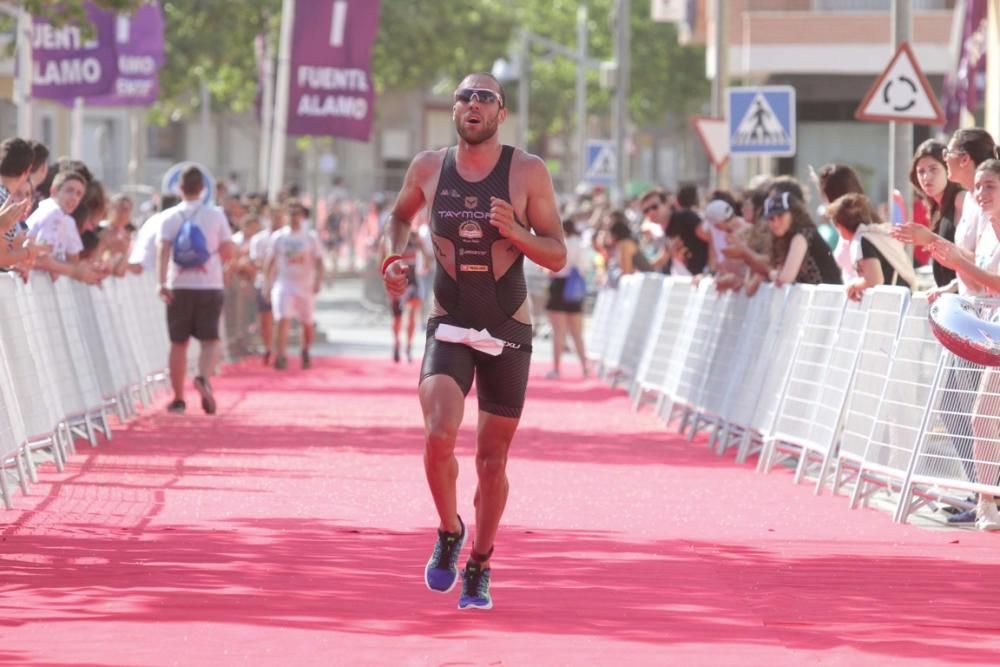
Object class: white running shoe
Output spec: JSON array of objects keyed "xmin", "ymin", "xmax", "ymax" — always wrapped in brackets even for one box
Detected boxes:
[{"xmin": 975, "ymin": 502, "xmax": 1000, "ymax": 531}]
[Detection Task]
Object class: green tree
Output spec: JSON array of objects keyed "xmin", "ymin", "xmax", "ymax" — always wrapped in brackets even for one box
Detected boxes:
[
  {"xmin": 143, "ymin": 0, "xmax": 709, "ymax": 145},
  {"xmin": 152, "ymin": 0, "xmax": 280, "ymax": 124}
]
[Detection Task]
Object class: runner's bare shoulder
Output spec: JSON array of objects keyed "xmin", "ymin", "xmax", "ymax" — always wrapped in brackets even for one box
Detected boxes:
[{"xmin": 408, "ymin": 148, "xmax": 448, "ymax": 183}]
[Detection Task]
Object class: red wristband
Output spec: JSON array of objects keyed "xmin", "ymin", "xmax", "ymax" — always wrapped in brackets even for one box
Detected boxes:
[{"xmin": 381, "ymin": 254, "xmax": 403, "ymax": 276}]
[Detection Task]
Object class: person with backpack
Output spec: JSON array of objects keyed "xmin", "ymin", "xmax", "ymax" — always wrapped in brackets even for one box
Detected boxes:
[{"xmin": 156, "ymin": 166, "xmax": 236, "ymax": 415}]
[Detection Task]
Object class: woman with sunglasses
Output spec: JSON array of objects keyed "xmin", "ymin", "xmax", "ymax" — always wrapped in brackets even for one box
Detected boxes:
[
  {"xmin": 912, "ymin": 129, "xmax": 998, "ymax": 299},
  {"xmin": 381, "ymin": 72, "xmax": 565, "ymax": 611},
  {"xmin": 763, "ymin": 191, "xmax": 842, "ymax": 286}
]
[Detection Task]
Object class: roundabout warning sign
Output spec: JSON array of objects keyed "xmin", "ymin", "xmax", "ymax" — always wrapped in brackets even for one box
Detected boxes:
[{"xmin": 855, "ymin": 42, "xmax": 944, "ymax": 125}]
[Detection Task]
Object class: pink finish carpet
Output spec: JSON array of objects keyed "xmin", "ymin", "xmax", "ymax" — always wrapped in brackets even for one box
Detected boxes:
[{"xmin": 2, "ymin": 357, "xmax": 999, "ymax": 666}]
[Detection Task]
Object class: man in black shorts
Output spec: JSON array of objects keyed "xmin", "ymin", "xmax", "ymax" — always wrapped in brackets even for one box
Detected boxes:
[
  {"xmin": 382, "ymin": 72, "xmax": 565, "ymax": 610},
  {"xmin": 157, "ymin": 167, "xmax": 237, "ymax": 414}
]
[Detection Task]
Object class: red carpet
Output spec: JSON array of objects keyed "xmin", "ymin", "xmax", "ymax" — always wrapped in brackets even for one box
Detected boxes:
[{"xmin": 2, "ymin": 357, "xmax": 1000, "ymax": 666}]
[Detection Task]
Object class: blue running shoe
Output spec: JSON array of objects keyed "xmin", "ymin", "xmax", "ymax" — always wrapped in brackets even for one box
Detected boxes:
[
  {"xmin": 424, "ymin": 515, "xmax": 465, "ymax": 592},
  {"xmin": 458, "ymin": 561, "xmax": 493, "ymax": 610}
]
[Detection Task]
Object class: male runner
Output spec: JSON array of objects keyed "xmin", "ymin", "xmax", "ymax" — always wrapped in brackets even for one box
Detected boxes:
[{"xmin": 382, "ymin": 73, "xmax": 565, "ymax": 610}]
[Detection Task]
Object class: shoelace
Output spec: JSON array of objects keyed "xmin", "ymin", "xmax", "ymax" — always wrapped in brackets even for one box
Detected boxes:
[
  {"xmin": 432, "ymin": 531, "xmax": 461, "ymax": 569},
  {"xmin": 463, "ymin": 565, "xmax": 489, "ymax": 597}
]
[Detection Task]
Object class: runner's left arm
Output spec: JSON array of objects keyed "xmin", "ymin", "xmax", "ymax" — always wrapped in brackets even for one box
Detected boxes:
[{"xmin": 489, "ymin": 155, "xmax": 566, "ymax": 272}]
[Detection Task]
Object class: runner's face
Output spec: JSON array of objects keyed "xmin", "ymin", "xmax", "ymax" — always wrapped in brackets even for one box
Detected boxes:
[
  {"xmin": 975, "ymin": 170, "xmax": 1000, "ymax": 218},
  {"xmin": 915, "ymin": 156, "xmax": 946, "ymax": 199},
  {"xmin": 453, "ymin": 78, "xmax": 505, "ymax": 145}
]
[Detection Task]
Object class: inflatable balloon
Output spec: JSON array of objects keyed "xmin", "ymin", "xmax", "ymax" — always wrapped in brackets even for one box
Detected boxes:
[{"xmin": 929, "ymin": 294, "xmax": 1000, "ymax": 367}]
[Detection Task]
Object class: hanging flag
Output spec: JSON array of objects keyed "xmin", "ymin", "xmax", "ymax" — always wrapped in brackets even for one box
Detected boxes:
[
  {"xmin": 31, "ymin": 1, "xmax": 118, "ymax": 100},
  {"xmin": 86, "ymin": 3, "xmax": 165, "ymax": 107},
  {"xmin": 286, "ymin": 0, "xmax": 380, "ymax": 141},
  {"xmin": 941, "ymin": 0, "xmax": 987, "ymax": 132}
]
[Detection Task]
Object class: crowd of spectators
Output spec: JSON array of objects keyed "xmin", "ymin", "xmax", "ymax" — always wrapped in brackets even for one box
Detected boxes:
[
  {"xmin": 0, "ymin": 134, "xmax": 349, "ymax": 383},
  {"xmin": 554, "ymin": 126, "xmax": 1000, "ymax": 530}
]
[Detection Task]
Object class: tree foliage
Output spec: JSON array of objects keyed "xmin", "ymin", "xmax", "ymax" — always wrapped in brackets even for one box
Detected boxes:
[
  {"xmin": 143, "ymin": 0, "xmax": 708, "ymax": 140},
  {"xmin": 152, "ymin": 0, "xmax": 279, "ymax": 124}
]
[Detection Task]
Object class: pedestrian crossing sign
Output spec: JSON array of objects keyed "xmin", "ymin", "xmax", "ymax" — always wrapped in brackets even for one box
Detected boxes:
[
  {"xmin": 584, "ymin": 140, "xmax": 616, "ymax": 186},
  {"xmin": 727, "ymin": 86, "xmax": 796, "ymax": 157}
]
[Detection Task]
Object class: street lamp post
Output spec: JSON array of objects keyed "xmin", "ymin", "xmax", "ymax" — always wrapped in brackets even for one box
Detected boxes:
[
  {"xmin": 613, "ymin": 0, "xmax": 630, "ymax": 202},
  {"xmin": 493, "ymin": 22, "xmax": 601, "ymax": 191}
]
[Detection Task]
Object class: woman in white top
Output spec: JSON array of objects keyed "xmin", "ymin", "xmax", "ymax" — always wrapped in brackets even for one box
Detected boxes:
[
  {"xmin": 930, "ymin": 158, "xmax": 1000, "ymax": 531},
  {"xmin": 545, "ymin": 218, "xmax": 589, "ymax": 379}
]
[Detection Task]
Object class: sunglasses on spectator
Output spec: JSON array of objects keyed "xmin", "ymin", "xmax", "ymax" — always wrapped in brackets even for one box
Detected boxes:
[
  {"xmin": 454, "ymin": 88, "xmax": 504, "ymax": 108},
  {"xmin": 943, "ymin": 148, "xmax": 967, "ymax": 160},
  {"xmin": 642, "ymin": 202, "xmax": 661, "ymax": 215}
]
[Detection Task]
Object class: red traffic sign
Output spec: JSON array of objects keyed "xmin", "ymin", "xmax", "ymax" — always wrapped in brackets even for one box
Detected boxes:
[
  {"xmin": 691, "ymin": 116, "xmax": 730, "ymax": 169},
  {"xmin": 855, "ymin": 42, "xmax": 944, "ymax": 125}
]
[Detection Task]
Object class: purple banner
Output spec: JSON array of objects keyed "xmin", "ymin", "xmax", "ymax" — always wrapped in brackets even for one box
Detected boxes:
[
  {"xmin": 87, "ymin": 4, "xmax": 165, "ymax": 107},
  {"xmin": 31, "ymin": 2, "xmax": 117, "ymax": 100},
  {"xmin": 286, "ymin": 0, "xmax": 380, "ymax": 141},
  {"xmin": 942, "ymin": 0, "xmax": 987, "ymax": 132}
]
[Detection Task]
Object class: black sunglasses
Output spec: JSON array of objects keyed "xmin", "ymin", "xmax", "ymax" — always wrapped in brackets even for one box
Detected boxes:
[
  {"xmin": 454, "ymin": 88, "xmax": 504, "ymax": 108},
  {"xmin": 642, "ymin": 202, "xmax": 661, "ymax": 215}
]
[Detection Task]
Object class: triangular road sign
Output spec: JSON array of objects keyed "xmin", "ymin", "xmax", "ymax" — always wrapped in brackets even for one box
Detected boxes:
[
  {"xmin": 691, "ymin": 116, "xmax": 729, "ymax": 169},
  {"xmin": 732, "ymin": 93, "xmax": 791, "ymax": 147},
  {"xmin": 855, "ymin": 42, "xmax": 944, "ymax": 125}
]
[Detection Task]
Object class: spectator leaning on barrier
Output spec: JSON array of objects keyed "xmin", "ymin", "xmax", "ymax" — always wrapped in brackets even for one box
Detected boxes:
[
  {"xmin": 927, "ymin": 159, "xmax": 1000, "ymax": 530},
  {"xmin": 826, "ymin": 193, "xmax": 915, "ymax": 301},
  {"xmin": 666, "ymin": 183, "xmax": 709, "ymax": 275},
  {"xmin": 128, "ymin": 193, "xmax": 181, "ymax": 274},
  {"xmin": 816, "ymin": 164, "xmax": 865, "ymax": 283},
  {"xmin": 916, "ymin": 130, "xmax": 999, "ymax": 525},
  {"xmin": 0, "ymin": 138, "xmax": 36, "ymax": 265},
  {"xmin": 913, "ymin": 128, "xmax": 997, "ymax": 301},
  {"xmin": 604, "ymin": 210, "xmax": 653, "ymax": 287},
  {"xmin": 95, "ymin": 193, "xmax": 134, "ymax": 276},
  {"xmin": 765, "ymin": 191, "xmax": 842, "ymax": 286},
  {"xmin": 26, "ymin": 170, "xmax": 103, "ymax": 285},
  {"xmin": 703, "ymin": 199, "xmax": 753, "ymax": 292},
  {"xmin": 27, "ymin": 140, "xmax": 49, "ymax": 210},
  {"xmin": 892, "ymin": 140, "xmax": 966, "ymax": 291},
  {"xmin": 157, "ymin": 166, "xmax": 236, "ymax": 415}
]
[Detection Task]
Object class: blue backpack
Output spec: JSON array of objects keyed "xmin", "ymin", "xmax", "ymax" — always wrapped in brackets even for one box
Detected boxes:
[{"xmin": 171, "ymin": 207, "xmax": 210, "ymax": 268}]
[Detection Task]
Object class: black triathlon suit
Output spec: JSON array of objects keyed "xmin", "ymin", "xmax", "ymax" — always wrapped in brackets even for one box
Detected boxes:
[{"xmin": 420, "ymin": 145, "xmax": 532, "ymax": 418}]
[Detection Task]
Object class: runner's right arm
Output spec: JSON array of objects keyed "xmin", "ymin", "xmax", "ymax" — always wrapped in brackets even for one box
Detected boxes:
[{"xmin": 382, "ymin": 151, "xmax": 437, "ymax": 297}]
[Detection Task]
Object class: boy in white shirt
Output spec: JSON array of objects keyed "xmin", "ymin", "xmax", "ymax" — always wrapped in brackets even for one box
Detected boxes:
[
  {"xmin": 27, "ymin": 170, "xmax": 103, "ymax": 284},
  {"xmin": 265, "ymin": 200, "xmax": 323, "ymax": 370}
]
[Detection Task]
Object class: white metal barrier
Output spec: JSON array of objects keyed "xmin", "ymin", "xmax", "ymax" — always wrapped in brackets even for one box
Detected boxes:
[
  {"xmin": 0, "ymin": 271, "xmax": 170, "ymax": 509},
  {"xmin": 591, "ymin": 277, "xmax": 1000, "ymax": 527}
]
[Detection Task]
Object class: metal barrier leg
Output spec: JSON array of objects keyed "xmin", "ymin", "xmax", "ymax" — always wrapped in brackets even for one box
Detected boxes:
[
  {"xmin": 793, "ymin": 448, "xmax": 809, "ymax": 484},
  {"xmin": 678, "ymin": 407, "xmax": 692, "ymax": 434},
  {"xmin": 22, "ymin": 443, "xmax": 38, "ymax": 483},
  {"xmin": 0, "ymin": 469, "xmax": 12, "ymax": 510},
  {"xmin": 814, "ymin": 448, "xmax": 835, "ymax": 496},
  {"xmin": 60, "ymin": 422, "xmax": 76, "ymax": 457},
  {"xmin": 15, "ymin": 453, "xmax": 29, "ymax": 495}
]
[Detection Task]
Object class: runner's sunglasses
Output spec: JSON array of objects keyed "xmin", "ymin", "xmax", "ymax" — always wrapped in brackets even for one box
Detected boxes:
[{"xmin": 454, "ymin": 88, "xmax": 504, "ymax": 108}]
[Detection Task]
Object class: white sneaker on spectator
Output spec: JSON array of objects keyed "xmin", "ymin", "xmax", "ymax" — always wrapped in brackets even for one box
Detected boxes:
[{"xmin": 975, "ymin": 502, "xmax": 1000, "ymax": 531}]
